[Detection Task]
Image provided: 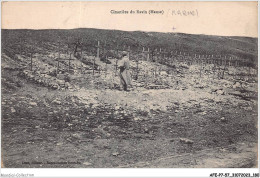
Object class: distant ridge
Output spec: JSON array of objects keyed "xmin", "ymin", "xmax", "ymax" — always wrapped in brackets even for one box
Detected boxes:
[{"xmin": 2, "ymin": 28, "xmax": 258, "ymax": 63}]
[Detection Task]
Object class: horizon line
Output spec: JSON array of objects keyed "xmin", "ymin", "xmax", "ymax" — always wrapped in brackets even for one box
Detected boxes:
[{"xmin": 1, "ymin": 28, "xmax": 258, "ymax": 39}]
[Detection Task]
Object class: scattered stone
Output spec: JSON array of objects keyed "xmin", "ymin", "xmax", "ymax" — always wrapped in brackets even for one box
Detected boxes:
[
  {"xmin": 220, "ymin": 117, "xmax": 226, "ymax": 122},
  {"xmin": 112, "ymin": 152, "xmax": 119, "ymax": 156},
  {"xmin": 11, "ymin": 107, "xmax": 16, "ymax": 113},
  {"xmin": 72, "ymin": 133, "xmax": 81, "ymax": 139},
  {"xmin": 170, "ymin": 139, "xmax": 175, "ymax": 142},
  {"xmin": 200, "ymin": 111, "xmax": 207, "ymax": 115},
  {"xmin": 52, "ymin": 84, "xmax": 59, "ymax": 90},
  {"xmin": 180, "ymin": 138, "xmax": 194, "ymax": 144},
  {"xmin": 65, "ymin": 82, "xmax": 71, "ymax": 89},
  {"xmin": 92, "ymin": 103, "xmax": 99, "ymax": 108},
  {"xmin": 29, "ymin": 102, "xmax": 37, "ymax": 106},
  {"xmin": 237, "ymin": 130, "xmax": 242, "ymax": 134},
  {"xmin": 83, "ymin": 162, "xmax": 92, "ymax": 166},
  {"xmin": 233, "ymin": 82, "xmax": 241, "ymax": 89},
  {"xmin": 245, "ymin": 107, "xmax": 252, "ymax": 111},
  {"xmin": 216, "ymin": 89, "xmax": 225, "ymax": 95},
  {"xmin": 219, "ymin": 148, "xmax": 227, "ymax": 152},
  {"xmin": 134, "ymin": 117, "xmax": 141, "ymax": 121},
  {"xmin": 56, "ymin": 142, "xmax": 63, "ymax": 146},
  {"xmin": 52, "ymin": 99, "xmax": 61, "ymax": 105},
  {"xmin": 66, "ymin": 138, "xmax": 72, "ymax": 142},
  {"xmin": 35, "ymin": 126, "xmax": 40, "ymax": 129},
  {"xmin": 103, "ymin": 144, "xmax": 111, "ymax": 149},
  {"xmin": 144, "ymin": 128, "xmax": 149, "ymax": 133}
]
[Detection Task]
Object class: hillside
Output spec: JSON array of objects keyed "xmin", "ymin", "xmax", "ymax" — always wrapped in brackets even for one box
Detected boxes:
[
  {"xmin": 2, "ymin": 28, "xmax": 258, "ymax": 64},
  {"xmin": 1, "ymin": 28, "xmax": 258, "ymax": 168}
]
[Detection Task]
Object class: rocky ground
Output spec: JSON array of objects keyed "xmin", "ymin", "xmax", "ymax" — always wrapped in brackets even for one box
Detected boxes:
[{"xmin": 1, "ymin": 49, "xmax": 258, "ymax": 168}]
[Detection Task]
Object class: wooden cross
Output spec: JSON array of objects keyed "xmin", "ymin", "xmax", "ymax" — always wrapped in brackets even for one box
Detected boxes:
[
  {"xmin": 114, "ymin": 59, "xmax": 118, "ymax": 76},
  {"xmin": 97, "ymin": 41, "xmax": 100, "ymax": 59},
  {"xmin": 136, "ymin": 60, "xmax": 139, "ymax": 80},
  {"xmin": 57, "ymin": 39, "xmax": 61, "ymax": 73},
  {"xmin": 160, "ymin": 49, "xmax": 169, "ymax": 64},
  {"xmin": 116, "ymin": 44, "xmax": 119, "ymax": 58},
  {"xmin": 93, "ymin": 56, "xmax": 95, "ymax": 75},
  {"xmin": 81, "ymin": 47, "xmax": 83, "ymax": 73},
  {"xmin": 19, "ymin": 38, "xmax": 23, "ymax": 55},
  {"xmin": 69, "ymin": 53, "xmax": 72, "ymax": 72},
  {"xmin": 30, "ymin": 46, "xmax": 33, "ymax": 71},
  {"xmin": 105, "ymin": 56, "xmax": 108, "ymax": 77},
  {"xmin": 67, "ymin": 37, "xmax": 70, "ymax": 55},
  {"xmin": 142, "ymin": 47, "xmax": 150, "ymax": 61},
  {"xmin": 127, "ymin": 46, "xmax": 130, "ymax": 58}
]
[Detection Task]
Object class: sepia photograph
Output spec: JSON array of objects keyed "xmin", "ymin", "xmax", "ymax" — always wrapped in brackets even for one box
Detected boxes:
[{"xmin": 1, "ymin": 1, "xmax": 258, "ymax": 173}]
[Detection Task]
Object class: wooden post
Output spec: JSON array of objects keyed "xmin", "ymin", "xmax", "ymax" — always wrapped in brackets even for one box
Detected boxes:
[
  {"xmin": 57, "ymin": 60, "xmax": 59, "ymax": 73},
  {"xmin": 69, "ymin": 53, "xmax": 71, "ymax": 72},
  {"xmin": 58, "ymin": 39, "xmax": 61, "ymax": 59},
  {"xmin": 57, "ymin": 39, "xmax": 60, "ymax": 73},
  {"xmin": 115, "ymin": 59, "xmax": 118, "ymax": 76},
  {"xmin": 30, "ymin": 50, "xmax": 33, "ymax": 71},
  {"xmin": 93, "ymin": 57, "xmax": 95, "ymax": 75},
  {"xmin": 81, "ymin": 47, "xmax": 83, "ymax": 73},
  {"xmin": 142, "ymin": 47, "xmax": 150, "ymax": 61},
  {"xmin": 97, "ymin": 41, "xmax": 100, "ymax": 59},
  {"xmin": 20, "ymin": 38, "xmax": 22, "ymax": 55},
  {"xmin": 248, "ymin": 62, "xmax": 251, "ymax": 76},
  {"xmin": 104, "ymin": 40, "xmax": 107, "ymax": 56},
  {"xmin": 116, "ymin": 44, "xmax": 119, "ymax": 58},
  {"xmin": 142, "ymin": 47, "xmax": 145, "ymax": 61},
  {"xmin": 199, "ymin": 55, "xmax": 203, "ymax": 77},
  {"xmin": 128, "ymin": 46, "xmax": 130, "ymax": 58},
  {"xmin": 147, "ymin": 48, "xmax": 150, "ymax": 61},
  {"xmin": 67, "ymin": 37, "xmax": 70, "ymax": 55},
  {"xmin": 136, "ymin": 60, "xmax": 139, "ymax": 80},
  {"xmin": 105, "ymin": 56, "xmax": 107, "ymax": 77}
]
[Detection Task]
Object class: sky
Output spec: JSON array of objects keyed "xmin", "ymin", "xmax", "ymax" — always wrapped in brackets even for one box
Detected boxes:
[{"xmin": 1, "ymin": 1, "xmax": 258, "ymax": 37}]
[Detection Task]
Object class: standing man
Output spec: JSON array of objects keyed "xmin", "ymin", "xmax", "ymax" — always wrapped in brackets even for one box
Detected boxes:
[{"xmin": 118, "ymin": 51, "xmax": 132, "ymax": 91}]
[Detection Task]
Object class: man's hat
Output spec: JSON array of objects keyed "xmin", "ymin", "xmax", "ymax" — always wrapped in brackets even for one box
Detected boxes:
[{"xmin": 122, "ymin": 51, "xmax": 128, "ymax": 56}]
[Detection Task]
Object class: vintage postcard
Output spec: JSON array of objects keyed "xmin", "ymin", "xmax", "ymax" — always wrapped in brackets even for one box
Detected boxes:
[{"xmin": 1, "ymin": 1, "xmax": 258, "ymax": 176}]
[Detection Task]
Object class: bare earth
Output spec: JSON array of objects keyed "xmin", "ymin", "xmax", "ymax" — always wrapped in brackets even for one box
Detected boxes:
[{"xmin": 1, "ymin": 52, "xmax": 258, "ymax": 168}]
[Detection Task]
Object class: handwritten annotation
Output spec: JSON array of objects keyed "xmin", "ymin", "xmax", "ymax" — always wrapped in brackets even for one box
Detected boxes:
[{"xmin": 172, "ymin": 9, "xmax": 198, "ymax": 17}]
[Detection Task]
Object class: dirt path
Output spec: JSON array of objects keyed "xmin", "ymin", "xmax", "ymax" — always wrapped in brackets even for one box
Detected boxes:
[
  {"xmin": 1, "ymin": 85, "xmax": 258, "ymax": 168},
  {"xmin": 1, "ymin": 51, "xmax": 258, "ymax": 168},
  {"xmin": 119, "ymin": 142, "xmax": 257, "ymax": 168}
]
